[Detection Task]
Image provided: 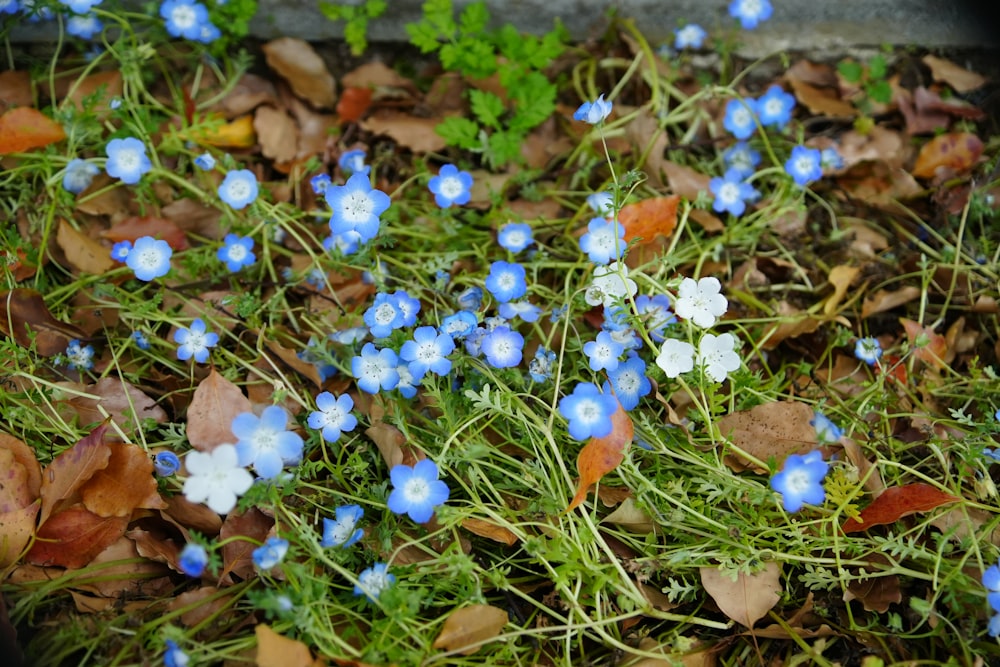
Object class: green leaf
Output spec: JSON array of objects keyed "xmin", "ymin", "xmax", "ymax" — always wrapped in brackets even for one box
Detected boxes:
[
  {"xmin": 435, "ymin": 116, "xmax": 481, "ymax": 150},
  {"xmin": 507, "ymin": 71, "xmax": 556, "ymax": 132},
  {"xmin": 869, "ymin": 54, "xmax": 887, "ymax": 79},
  {"xmin": 406, "ymin": 21, "xmax": 441, "ymax": 53},
  {"xmin": 423, "ymin": 0, "xmax": 457, "ymax": 38},
  {"xmin": 867, "ymin": 79, "xmax": 892, "ymax": 104},
  {"xmin": 459, "ymin": 1, "xmax": 489, "ymax": 35},
  {"xmin": 837, "ymin": 60, "xmax": 863, "ymax": 83},
  {"xmin": 318, "ymin": 2, "xmax": 350, "ymax": 20},
  {"xmin": 343, "ymin": 17, "xmax": 369, "ymax": 56},
  {"xmin": 487, "ymin": 130, "xmax": 523, "ymax": 167},
  {"xmin": 469, "ymin": 89, "xmax": 505, "ymax": 129},
  {"xmin": 365, "ymin": 0, "xmax": 387, "ymax": 18}
]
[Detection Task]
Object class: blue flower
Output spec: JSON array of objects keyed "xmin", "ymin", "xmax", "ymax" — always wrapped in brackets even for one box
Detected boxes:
[
  {"xmin": 481, "ymin": 325, "xmax": 524, "ymax": 369},
  {"xmin": 586, "ymin": 191, "xmax": 615, "ymax": 216},
  {"xmin": 558, "ymin": 382, "xmax": 618, "ymax": 440},
  {"xmin": 352, "ymin": 343, "xmax": 400, "ymax": 394},
  {"xmin": 310, "ymin": 172, "xmax": 331, "ymax": 195},
  {"xmin": 721, "ymin": 141, "xmax": 761, "ymax": 179},
  {"xmin": 820, "ymin": 147, "xmax": 844, "ymax": 171},
  {"xmin": 709, "ymin": 168, "xmax": 758, "ymax": 217},
  {"xmin": 573, "ymin": 94, "xmax": 612, "ymax": 124},
  {"xmin": 498, "ymin": 300, "xmax": 541, "ymax": 323},
  {"xmin": 785, "ymin": 145, "xmax": 823, "ymax": 186},
  {"xmin": 125, "ymin": 236, "xmax": 172, "ymax": 281},
  {"xmin": 154, "ymin": 451, "xmax": 181, "ymax": 476},
  {"xmin": 131, "ymin": 330, "xmax": 150, "ymax": 349},
  {"xmin": 854, "ymin": 337, "xmax": 882, "ymax": 365},
  {"xmin": 323, "ymin": 230, "xmax": 362, "ymax": 256},
  {"xmin": 579, "ymin": 217, "xmax": 625, "ymax": 264},
  {"xmin": 769, "ymin": 450, "xmax": 829, "ymax": 512},
  {"xmin": 990, "ymin": 613, "xmax": 1000, "ymax": 638},
  {"xmin": 528, "ymin": 347, "xmax": 556, "ymax": 383},
  {"xmin": 984, "ymin": 448, "xmax": 1000, "ymax": 463},
  {"xmin": 584, "ymin": 331, "xmax": 624, "ymax": 372},
  {"xmin": 395, "ymin": 363, "xmax": 420, "ymax": 399},
  {"xmin": 194, "ymin": 20, "xmax": 219, "ymax": 44},
  {"xmin": 497, "ymin": 222, "xmax": 534, "ymax": 253},
  {"xmin": 722, "ymin": 98, "xmax": 758, "ymax": 140},
  {"xmin": 387, "ymin": 459, "xmax": 450, "ymax": 523},
  {"xmin": 757, "ymin": 85, "xmax": 795, "ymax": 129},
  {"xmin": 194, "ymin": 152, "xmax": 215, "ymax": 170},
  {"xmin": 326, "ymin": 172, "xmax": 391, "ymax": 243},
  {"xmin": 674, "ymin": 23, "xmax": 706, "ymax": 49},
  {"xmin": 485, "ymin": 261, "xmax": 527, "ymax": 303},
  {"xmin": 173, "ymin": 318, "xmax": 218, "ymax": 363},
  {"xmin": 728, "ymin": 0, "xmax": 772, "ymax": 29},
  {"xmin": 105, "ymin": 137, "xmax": 151, "ymax": 185},
  {"xmin": 308, "ymin": 392, "xmax": 357, "ymax": 443},
  {"xmin": 428, "ymin": 164, "xmax": 473, "ymax": 208},
  {"xmin": 393, "ymin": 289, "xmax": 421, "ymax": 327},
  {"xmin": 338, "ymin": 149, "xmax": 369, "ymax": 176},
  {"xmin": 65, "ymin": 338, "xmax": 94, "ymax": 371},
  {"xmin": 218, "ymin": 169, "xmax": 258, "ymax": 209},
  {"xmin": 322, "ymin": 504, "xmax": 364, "ymax": 548},
  {"xmin": 164, "ymin": 640, "xmax": 189, "ymax": 667},
  {"xmin": 60, "ymin": 0, "xmax": 101, "ymax": 12},
  {"xmin": 811, "ymin": 411, "xmax": 843, "ymax": 443},
  {"xmin": 178, "ymin": 542, "xmax": 208, "ymax": 577},
  {"xmin": 232, "ymin": 406, "xmax": 305, "ymax": 479},
  {"xmin": 0, "ymin": 0, "xmax": 18, "ymax": 14},
  {"xmin": 66, "ymin": 13, "xmax": 102, "ymax": 39},
  {"xmin": 456, "ymin": 286, "xmax": 483, "ymax": 311},
  {"xmin": 634, "ymin": 294, "xmax": 676, "ymax": 341},
  {"xmin": 329, "ymin": 326, "xmax": 368, "ymax": 345},
  {"xmin": 984, "ymin": 564, "xmax": 1000, "ymax": 612},
  {"xmin": 160, "ymin": 0, "xmax": 209, "ymax": 40},
  {"xmin": 364, "ymin": 292, "xmax": 407, "ymax": 339},
  {"xmin": 252, "ymin": 537, "xmax": 289, "ymax": 570},
  {"xmin": 603, "ymin": 354, "xmax": 651, "ymax": 411},
  {"xmin": 440, "ymin": 310, "xmax": 478, "ymax": 339},
  {"xmin": 63, "ymin": 158, "xmax": 99, "ymax": 194},
  {"xmin": 354, "ymin": 562, "xmax": 395, "ymax": 602},
  {"xmin": 400, "ymin": 326, "xmax": 455, "ymax": 379},
  {"xmin": 216, "ymin": 233, "xmax": 255, "ymax": 272}
]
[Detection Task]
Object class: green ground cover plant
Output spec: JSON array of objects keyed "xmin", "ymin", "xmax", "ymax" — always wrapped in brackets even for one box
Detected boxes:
[{"xmin": 1, "ymin": 0, "xmax": 1000, "ymax": 665}]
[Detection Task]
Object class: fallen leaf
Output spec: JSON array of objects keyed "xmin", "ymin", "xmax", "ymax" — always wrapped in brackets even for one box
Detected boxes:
[
  {"xmin": 432, "ymin": 604, "xmax": 508, "ymax": 656},
  {"xmin": 342, "ymin": 61, "xmax": 414, "ymax": 90},
  {"xmin": 361, "ymin": 110, "xmax": 447, "ymax": 153},
  {"xmin": 26, "ymin": 505, "xmax": 128, "ymax": 569},
  {"xmin": 0, "ymin": 500, "xmax": 40, "ymax": 568},
  {"xmin": 841, "ymin": 484, "xmax": 961, "ymax": 533},
  {"xmin": 80, "ymin": 442, "xmax": 166, "ymax": 518},
  {"xmin": 0, "ymin": 432, "xmax": 41, "ymax": 499},
  {"xmin": 700, "ymin": 562, "xmax": 781, "ymax": 627},
  {"xmin": 161, "ymin": 197, "xmax": 223, "ymax": 241},
  {"xmin": 55, "ymin": 219, "xmax": 115, "ymax": 275},
  {"xmin": 0, "ymin": 288, "xmax": 86, "ymax": 356},
  {"xmin": 844, "ymin": 554, "xmax": 901, "ymax": 612},
  {"xmin": 261, "ymin": 339, "xmax": 323, "ymax": 388},
  {"xmin": 337, "ymin": 86, "xmax": 373, "ymax": 122},
  {"xmin": 461, "ymin": 518, "xmax": 518, "ymax": 546},
  {"xmin": 71, "ymin": 536, "xmax": 170, "ymax": 598},
  {"xmin": 61, "ymin": 71, "xmax": 122, "ymax": 117},
  {"xmin": 787, "ymin": 78, "xmax": 857, "ymax": 117},
  {"xmin": 218, "ymin": 73, "xmax": 278, "ymax": 117},
  {"xmin": 759, "ymin": 303, "xmax": 823, "ymax": 350},
  {"xmin": 921, "ymin": 55, "xmax": 987, "ymax": 93},
  {"xmin": 262, "ymin": 37, "xmax": 337, "ymax": 109},
  {"xmin": 170, "ymin": 586, "xmax": 234, "ymax": 627},
  {"xmin": 103, "ymin": 216, "xmax": 189, "ymax": 251},
  {"xmin": 840, "ymin": 437, "xmax": 885, "ymax": 496},
  {"xmin": 824, "ymin": 265, "xmax": 860, "ymax": 316},
  {"xmin": 67, "ymin": 376, "xmax": 167, "ymax": 432},
  {"xmin": 39, "ymin": 423, "xmax": 112, "ymax": 526},
  {"xmin": 0, "ymin": 70, "xmax": 32, "ymax": 112},
  {"xmin": 911, "ymin": 132, "xmax": 983, "ymax": 179},
  {"xmin": 567, "ymin": 402, "xmax": 633, "ymax": 512},
  {"xmin": 618, "ymin": 196, "xmax": 679, "ymax": 244},
  {"xmin": 0, "ymin": 107, "xmax": 66, "ymax": 154},
  {"xmin": 162, "ymin": 495, "xmax": 223, "ymax": 535},
  {"xmin": 716, "ymin": 402, "xmax": 817, "ymax": 473},
  {"xmin": 254, "ymin": 106, "xmax": 298, "ymax": 163},
  {"xmin": 185, "ymin": 114, "xmax": 257, "ymax": 148},
  {"xmin": 861, "ymin": 286, "xmax": 922, "ymax": 318},
  {"xmin": 367, "ymin": 421, "xmax": 421, "ymax": 468},
  {"xmin": 601, "ymin": 496, "xmax": 656, "ymax": 533},
  {"xmin": 899, "ymin": 318, "xmax": 947, "ymax": 368},
  {"xmin": 220, "ymin": 507, "xmax": 273, "ymax": 583},
  {"xmin": 661, "ymin": 160, "xmax": 711, "ymax": 201},
  {"xmin": 186, "ymin": 370, "xmax": 252, "ymax": 451}
]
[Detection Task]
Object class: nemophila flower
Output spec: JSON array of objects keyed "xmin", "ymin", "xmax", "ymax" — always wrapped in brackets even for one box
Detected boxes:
[
  {"xmin": 324, "ymin": 230, "xmax": 362, "ymax": 256},
  {"xmin": 329, "ymin": 326, "xmax": 368, "ymax": 345},
  {"xmin": 528, "ymin": 347, "xmax": 556, "ymax": 383},
  {"xmin": 674, "ymin": 276, "xmax": 728, "ymax": 328},
  {"xmin": 164, "ymin": 640, "xmax": 189, "ymax": 667},
  {"xmin": 105, "ymin": 137, "xmax": 151, "ymax": 184},
  {"xmin": 110, "ymin": 240, "xmax": 131, "ymax": 262},
  {"xmin": 674, "ymin": 23, "xmax": 706, "ymax": 49},
  {"xmin": 498, "ymin": 300, "xmax": 541, "ymax": 323},
  {"xmin": 216, "ymin": 233, "xmax": 255, "ymax": 272},
  {"xmin": 655, "ymin": 338, "xmax": 695, "ymax": 378},
  {"xmin": 131, "ymin": 330, "xmax": 150, "ymax": 350},
  {"xmin": 178, "ymin": 542, "xmax": 208, "ymax": 577},
  {"xmin": 326, "ymin": 172, "xmax": 391, "ymax": 243},
  {"xmin": 364, "ymin": 292, "xmax": 406, "ymax": 338},
  {"xmin": 710, "ymin": 168, "xmax": 758, "ymax": 217},
  {"xmin": 854, "ymin": 337, "xmax": 882, "ymax": 365},
  {"xmin": 218, "ymin": 169, "xmax": 258, "ymax": 209},
  {"xmin": 125, "ymin": 236, "xmax": 172, "ymax": 281},
  {"xmin": 63, "ymin": 158, "xmax": 99, "ymax": 194},
  {"xmin": 785, "ymin": 145, "xmax": 823, "ymax": 186},
  {"xmin": 22, "ymin": 0, "xmax": 53, "ymax": 21},
  {"xmin": 153, "ymin": 451, "xmax": 181, "ymax": 477},
  {"xmin": 395, "ymin": 363, "xmax": 420, "ymax": 398},
  {"xmin": 464, "ymin": 327, "xmax": 486, "ymax": 356},
  {"xmin": 697, "ymin": 332, "xmax": 741, "ymax": 383},
  {"xmin": 811, "ymin": 411, "xmax": 843, "ymax": 443},
  {"xmin": 983, "ymin": 563, "xmax": 1000, "ymax": 612},
  {"xmin": 393, "ymin": 289, "xmax": 421, "ymax": 327},
  {"xmin": 173, "ymin": 318, "xmax": 218, "ymax": 363},
  {"xmin": 194, "ymin": 20, "xmax": 219, "ymax": 44},
  {"xmin": 481, "ymin": 325, "xmax": 524, "ymax": 369},
  {"xmin": 983, "ymin": 448, "xmax": 1000, "ymax": 464},
  {"xmin": 497, "ymin": 222, "xmax": 534, "ymax": 253},
  {"xmin": 309, "ymin": 172, "xmax": 331, "ymax": 195},
  {"xmin": 456, "ymin": 286, "xmax": 483, "ymax": 311},
  {"xmin": 485, "ymin": 261, "xmax": 527, "ymax": 304},
  {"xmin": 996, "ymin": 407, "xmax": 1000, "ymax": 422},
  {"xmin": 387, "ymin": 459, "xmax": 450, "ymax": 523},
  {"xmin": 434, "ymin": 269, "xmax": 450, "ymax": 289},
  {"xmin": 354, "ymin": 563, "xmax": 395, "ymax": 602},
  {"xmin": 990, "ymin": 613, "xmax": 1000, "ymax": 638},
  {"xmin": 322, "ymin": 505, "xmax": 364, "ymax": 548},
  {"xmin": 252, "ymin": 537, "xmax": 289, "ymax": 570},
  {"xmin": 728, "ymin": 0, "xmax": 772, "ymax": 29},
  {"xmin": 65, "ymin": 339, "xmax": 94, "ymax": 371},
  {"xmin": 603, "ymin": 308, "xmax": 641, "ymax": 351},
  {"xmin": 352, "ymin": 343, "xmax": 400, "ymax": 393},
  {"xmin": 108, "ymin": 97, "xmax": 121, "ymax": 110},
  {"xmin": 308, "ymin": 392, "xmax": 357, "ymax": 443},
  {"xmin": 635, "ymin": 294, "xmax": 676, "ymax": 342},
  {"xmin": 722, "ymin": 142, "xmax": 761, "ymax": 179},
  {"xmin": 579, "ymin": 216, "xmax": 625, "ymax": 264},
  {"xmin": 584, "ymin": 331, "xmax": 624, "ymax": 372},
  {"xmin": 60, "ymin": 0, "xmax": 101, "ymax": 14},
  {"xmin": 586, "ymin": 191, "xmax": 615, "ymax": 216},
  {"xmin": 820, "ymin": 146, "xmax": 844, "ymax": 171},
  {"xmin": 0, "ymin": 0, "xmax": 18, "ymax": 14},
  {"xmin": 770, "ymin": 450, "xmax": 829, "ymax": 512},
  {"xmin": 193, "ymin": 152, "xmax": 215, "ymax": 170},
  {"xmin": 559, "ymin": 382, "xmax": 618, "ymax": 440},
  {"xmin": 723, "ymin": 98, "xmax": 758, "ymax": 140},
  {"xmin": 440, "ymin": 310, "xmax": 478, "ymax": 339},
  {"xmin": 574, "ymin": 94, "xmax": 612, "ymax": 124},
  {"xmin": 756, "ymin": 85, "xmax": 795, "ymax": 129},
  {"xmin": 604, "ymin": 354, "xmax": 651, "ymax": 411},
  {"xmin": 586, "ymin": 262, "xmax": 638, "ymax": 308},
  {"xmin": 338, "ymin": 149, "xmax": 369, "ymax": 176},
  {"xmin": 232, "ymin": 406, "xmax": 305, "ymax": 479},
  {"xmin": 66, "ymin": 13, "xmax": 102, "ymax": 39},
  {"xmin": 428, "ymin": 164, "xmax": 473, "ymax": 208},
  {"xmin": 400, "ymin": 326, "xmax": 455, "ymax": 379},
  {"xmin": 160, "ymin": 0, "xmax": 209, "ymax": 40}
]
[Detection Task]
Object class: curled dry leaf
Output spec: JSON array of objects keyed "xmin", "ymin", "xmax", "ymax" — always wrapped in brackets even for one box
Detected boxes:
[
  {"xmin": 0, "ymin": 106, "xmax": 66, "ymax": 154},
  {"xmin": 716, "ymin": 401, "xmax": 817, "ymax": 473},
  {"xmin": 899, "ymin": 318, "xmax": 947, "ymax": 368},
  {"xmin": 921, "ymin": 54, "xmax": 987, "ymax": 93},
  {"xmin": 0, "ymin": 444, "xmax": 40, "ymax": 567},
  {"xmin": 844, "ymin": 554, "xmax": 901, "ymax": 612},
  {"xmin": 256, "ymin": 623, "xmax": 317, "ymax": 667},
  {"xmin": 759, "ymin": 303, "xmax": 823, "ymax": 350},
  {"xmin": 0, "ymin": 432, "xmax": 41, "ymax": 499},
  {"xmin": 262, "ymin": 37, "xmax": 337, "ymax": 109},
  {"xmin": 432, "ymin": 604, "xmax": 509, "ymax": 656},
  {"xmin": 337, "ymin": 87, "xmax": 373, "ymax": 122},
  {"xmin": 911, "ymin": 132, "xmax": 983, "ymax": 179},
  {"xmin": 39, "ymin": 422, "xmax": 112, "ymax": 526},
  {"xmin": 367, "ymin": 421, "xmax": 422, "ymax": 468},
  {"xmin": 361, "ymin": 110, "xmax": 447, "ymax": 153},
  {"xmin": 700, "ymin": 561, "xmax": 781, "ymax": 627},
  {"xmin": 824, "ymin": 265, "xmax": 861, "ymax": 316},
  {"xmin": 103, "ymin": 215, "xmax": 189, "ymax": 250},
  {"xmin": 662, "ymin": 160, "xmax": 711, "ymax": 201},
  {"xmin": 186, "ymin": 369, "xmax": 252, "ymax": 452},
  {"xmin": 0, "ymin": 288, "xmax": 87, "ymax": 357},
  {"xmin": 254, "ymin": 105, "xmax": 298, "ymax": 163},
  {"xmin": 80, "ymin": 442, "xmax": 166, "ymax": 518},
  {"xmin": 0, "ymin": 500, "xmax": 40, "ymax": 568},
  {"xmin": 787, "ymin": 77, "xmax": 857, "ymax": 118},
  {"xmin": 220, "ymin": 507, "xmax": 274, "ymax": 584},
  {"xmin": 861, "ymin": 286, "xmax": 922, "ymax": 318},
  {"xmin": 567, "ymin": 402, "xmax": 633, "ymax": 512},
  {"xmin": 601, "ymin": 496, "xmax": 656, "ymax": 534},
  {"xmin": 841, "ymin": 483, "xmax": 961, "ymax": 533},
  {"xmin": 461, "ymin": 518, "xmax": 519, "ymax": 546},
  {"xmin": 56, "ymin": 219, "xmax": 115, "ymax": 275}
]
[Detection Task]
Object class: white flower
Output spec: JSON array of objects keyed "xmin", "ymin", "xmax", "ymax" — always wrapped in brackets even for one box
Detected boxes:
[
  {"xmin": 585, "ymin": 261, "xmax": 637, "ymax": 308},
  {"xmin": 655, "ymin": 339, "xmax": 695, "ymax": 378},
  {"xmin": 697, "ymin": 332, "xmax": 741, "ymax": 382},
  {"xmin": 674, "ymin": 277, "xmax": 728, "ymax": 328},
  {"xmin": 182, "ymin": 444, "xmax": 254, "ymax": 514}
]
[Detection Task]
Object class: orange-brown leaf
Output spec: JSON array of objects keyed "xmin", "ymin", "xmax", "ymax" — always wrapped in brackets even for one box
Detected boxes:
[
  {"xmin": 337, "ymin": 86, "xmax": 373, "ymax": 122},
  {"xmin": 841, "ymin": 483, "xmax": 960, "ymax": 533},
  {"xmin": 0, "ymin": 432, "xmax": 41, "ymax": 500},
  {"xmin": 255, "ymin": 624, "xmax": 317, "ymax": 667},
  {"xmin": 56, "ymin": 219, "xmax": 115, "ymax": 275},
  {"xmin": 80, "ymin": 442, "xmax": 166, "ymax": 518},
  {"xmin": 185, "ymin": 113, "xmax": 257, "ymax": 148},
  {"xmin": 567, "ymin": 403, "xmax": 633, "ymax": 512},
  {"xmin": 0, "ymin": 288, "xmax": 87, "ymax": 357},
  {"xmin": 618, "ymin": 196, "xmax": 679, "ymax": 245},
  {"xmin": 911, "ymin": 132, "xmax": 983, "ymax": 178},
  {"xmin": 0, "ymin": 107, "xmax": 66, "ymax": 154},
  {"xmin": 102, "ymin": 216, "xmax": 189, "ymax": 250},
  {"xmin": 899, "ymin": 318, "xmax": 947, "ymax": 368},
  {"xmin": 220, "ymin": 507, "xmax": 273, "ymax": 583},
  {"xmin": 0, "ymin": 500, "xmax": 40, "ymax": 568},
  {"xmin": 39, "ymin": 423, "xmax": 112, "ymax": 526},
  {"xmin": 26, "ymin": 505, "xmax": 128, "ymax": 569},
  {"xmin": 461, "ymin": 518, "xmax": 518, "ymax": 546},
  {"xmin": 186, "ymin": 370, "xmax": 252, "ymax": 451},
  {"xmin": 432, "ymin": 604, "xmax": 509, "ymax": 655}
]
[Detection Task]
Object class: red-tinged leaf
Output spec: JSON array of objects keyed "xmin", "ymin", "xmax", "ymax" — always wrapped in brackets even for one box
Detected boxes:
[
  {"xmin": 567, "ymin": 403, "xmax": 633, "ymax": 512},
  {"xmin": 183, "ymin": 85, "xmax": 195, "ymax": 125},
  {"xmin": 618, "ymin": 196, "xmax": 679, "ymax": 245},
  {"xmin": 876, "ymin": 354, "xmax": 908, "ymax": 384},
  {"xmin": 842, "ymin": 483, "xmax": 961, "ymax": 533},
  {"xmin": 911, "ymin": 132, "xmax": 983, "ymax": 179},
  {"xmin": 337, "ymin": 86, "xmax": 373, "ymax": 122},
  {"xmin": 899, "ymin": 317, "xmax": 947, "ymax": 368},
  {"xmin": 26, "ymin": 505, "xmax": 128, "ymax": 569},
  {"xmin": 0, "ymin": 107, "xmax": 66, "ymax": 154},
  {"xmin": 38, "ymin": 423, "xmax": 112, "ymax": 526}
]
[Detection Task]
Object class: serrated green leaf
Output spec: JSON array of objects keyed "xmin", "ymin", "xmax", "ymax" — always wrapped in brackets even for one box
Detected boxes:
[
  {"xmin": 459, "ymin": 1, "xmax": 489, "ymax": 35},
  {"xmin": 424, "ymin": 0, "xmax": 457, "ymax": 37},
  {"xmin": 469, "ymin": 89, "xmax": 505, "ymax": 129},
  {"xmin": 487, "ymin": 130, "xmax": 524, "ymax": 167},
  {"xmin": 344, "ymin": 18, "xmax": 368, "ymax": 56},
  {"xmin": 318, "ymin": 1, "xmax": 349, "ymax": 20},
  {"xmin": 508, "ymin": 71, "xmax": 556, "ymax": 131},
  {"xmin": 366, "ymin": 0, "xmax": 387, "ymax": 17},
  {"xmin": 406, "ymin": 21, "xmax": 442, "ymax": 53},
  {"xmin": 837, "ymin": 60, "xmax": 863, "ymax": 83},
  {"xmin": 867, "ymin": 80, "xmax": 892, "ymax": 104},
  {"xmin": 436, "ymin": 116, "xmax": 481, "ymax": 150}
]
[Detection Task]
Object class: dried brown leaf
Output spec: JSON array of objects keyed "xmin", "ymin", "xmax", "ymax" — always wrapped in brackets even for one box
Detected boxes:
[
  {"xmin": 254, "ymin": 106, "xmax": 298, "ymax": 163},
  {"xmin": 843, "ymin": 555, "xmax": 901, "ymax": 612},
  {"xmin": 39, "ymin": 423, "xmax": 111, "ymax": 526},
  {"xmin": 700, "ymin": 562, "xmax": 781, "ymax": 627},
  {"xmin": 61, "ymin": 71, "xmax": 122, "ymax": 117},
  {"xmin": 861, "ymin": 286, "xmax": 922, "ymax": 318},
  {"xmin": 55, "ymin": 219, "xmax": 114, "ymax": 275},
  {"xmin": 186, "ymin": 370, "xmax": 252, "ymax": 451},
  {"xmin": 218, "ymin": 73, "xmax": 278, "ymax": 117},
  {"xmin": 601, "ymin": 497, "xmax": 656, "ymax": 534},
  {"xmin": 0, "ymin": 107, "xmax": 66, "ymax": 154},
  {"xmin": 0, "ymin": 288, "xmax": 86, "ymax": 357},
  {"xmin": 0, "ymin": 500, "xmax": 40, "ymax": 568},
  {"xmin": 787, "ymin": 78, "xmax": 857, "ymax": 118},
  {"xmin": 361, "ymin": 110, "xmax": 447, "ymax": 153},
  {"xmin": 717, "ymin": 402, "xmax": 817, "ymax": 473},
  {"xmin": 262, "ymin": 38, "xmax": 336, "ymax": 109},
  {"xmin": 102, "ymin": 215, "xmax": 188, "ymax": 250},
  {"xmin": 68, "ymin": 376, "xmax": 167, "ymax": 432},
  {"xmin": 220, "ymin": 507, "xmax": 273, "ymax": 584},
  {"xmin": 461, "ymin": 518, "xmax": 518, "ymax": 546},
  {"xmin": 26, "ymin": 504, "xmax": 128, "ymax": 569},
  {"xmin": 824, "ymin": 265, "xmax": 861, "ymax": 316},
  {"xmin": 662, "ymin": 160, "xmax": 710, "ymax": 201},
  {"xmin": 367, "ymin": 421, "xmax": 421, "ymax": 468},
  {"xmin": 170, "ymin": 586, "xmax": 233, "ymax": 627},
  {"xmin": 921, "ymin": 55, "xmax": 987, "ymax": 93},
  {"xmin": 0, "ymin": 70, "xmax": 32, "ymax": 112},
  {"xmin": 256, "ymin": 623, "xmax": 317, "ymax": 667},
  {"xmin": 80, "ymin": 442, "xmax": 166, "ymax": 518},
  {"xmin": 0, "ymin": 432, "xmax": 41, "ymax": 500},
  {"xmin": 432, "ymin": 605, "xmax": 508, "ymax": 656}
]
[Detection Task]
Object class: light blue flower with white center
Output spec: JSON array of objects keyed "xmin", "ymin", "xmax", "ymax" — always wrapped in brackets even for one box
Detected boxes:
[
  {"xmin": 173, "ymin": 318, "xmax": 218, "ymax": 363},
  {"xmin": 464, "ymin": 327, "xmax": 486, "ymax": 357},
  {"xmin": 164, "ymin": 639, "xmax": 189, "ymax": 667},
  {"xmin": 395, "ymin": 363, "xmax": 420, "ymax": 398},
  {"xmin": 769, "ymin": 450, "xmax": 829, "ymax": 512},
  {"xmin": 218, "ymin": 169, "xmax": 258, "ymax": 209},
  {"xmin": 154, "ymin": 451, "xmax": 181, "ymax": 476},
  {"xmin": 721, "ymin": 141, "xmax": 761, "ymax": 179},
  {"xmin": 485, "ymin": 261, "xmax": 527, "ymax": 304},
  {"xmin": 587, "ymin": 191, "xmax": 615, "ymax": 216},
  {"xmin": 364, "ymin": 292, "xmax": 406, "ymax": 339},
  {"xmin": 674, "ymin": 23, "xmax": 706, "ymax": 49},
  {"xmin": 722, "ymin": 98, "xmax": 758, "ymax": 140},
  {"xmin": 232, "ymin": 406, "xmax": 304, "ymax": 479},
  {"xmin": 339, "ymin": 149, "xmax": 369, "ymax": 176},
  {"xmin": 481, "ymin": 325, "xmax": 524, "ymax": 369},
  {"xmin": 584, "ymin": 331, "xmax": 624, "ymax": 372},
  {"xmin": 497, "ymin": 222, "xmax": 534, "ymax": 253},
  {"xmin": 728, "ymin": 0, "xmax": 772, "ymax": 29},
  {"xmin": 393, "ymin": 290, "xmax": 421, "ymax": 327},
  {"xmin": 854, "ymin": 337, "xmax": 882, "ymax": 365},
  {"xmin": 811, "ymin": 411, "xmax": 843, "ymax": 443},
  {"xmin": 387, "ymin": 459, "xmax": 450, "ymax": 524},
  {"xmin": 709, "ymin": 168, "xmax": 758, "ymax": 217},
  {"xmin": 308, "ymin": 392, "xmax": 357, "ymax": 443},
  {"xmin": 66, "ymin": 13, "xmax": 102, "ymax": 39},
  {"xmin": 322, "ymin": 504, "xmax": 364, "ymax": 548},
  {"xmin": 573, "ymin": 94, "xmax": 612, "ymax": 124},
  {"xmin": 105, "ymin": 137, "xmax": 151, "ymax": 185},
  {"xmin": 194, "ymin": 20, "xmax": 219, "ymax": 44},
  {"xmin": 635, "ymin": 294, "xmax": 676, "ymax": 342},
  {"xmin": 125, "ymin": 236, "xmax": 172, "ymax": 281},
  {"xmin": 603, "ymin": 354, "xmax": 651, "ymax": 411},
  {"xmin": 428, "ymin": 163, "xmax": 473, "ymax": 208},
  {"xmin": 352, "ymin": 343, "xmax": 400, "ymax": 394},
  {"xmin": 440, "ymin": 310, "xmax": 478, "ymax": 339},
  {"xmin": 193, "ymin": 152, "xmax": 215, "ymax": 170},
  {"xmin": 252, "ymin": 537, "xmax": 289, "ymax": 570},
  {"xmin": 820, "ymin": 147, "xmax": 844, "ymax": 171},
  {"xmin": 160, "ymin": 0, "xmax": 208, "ymax": 40},
  {"xmin": 354, "ymin": 562, "xmax": 395, "ymax": 602},
  {"xmin": 22, "ymin": 0, "xmax": 54, "ymax": 21},
  {"xmin": 757, "ymin": 85, "xmax": 795, "ymax": 129},
  {"xmin": 559, "ymin": 382, "xmax": 618, "ymax": 441},
  {"xmin": 785, "ymin": 145, "xmax": 823, "ymax": 186},
  {"xmin": 131, "ymin": 330, "xmax": 150, "ymax": 349},
  {"xmin": 990, "ymin": 613, "xmax": 1000, "ymax": 638},
  {"xmin": 329, "ymin": 326, "xmax": 368, "ymax": 345},
  {"xmin": 310, "ymin": 172, "xmax": 331, "ymax": 195},
  {"xmin": 579, "ymin": 216, "xmax": 625, "ymax": 264},
  {"xmin": 984, "ymin": 563, "xmax": 1000, "ymax": 612},
  {"xmin": 178, "ymin": 542, "xmax": 208, "ymax": 577},
  {"xmin": 323, "ymin": 229, "xmax": 363, "ymax": 256},
  {"xmin": 456, "ymin": 286, "xmax": 483, "ymax": 311},
  {"xmin": 0, "ymin": 0, "xmax": 18, "ymax": 14},
  {"xmin": 63, "ymin": 158, "xmax": 99, "ymax": 194},
  {"xmin": 66, "ymin": 339, "xmax": 94, "ymax": 371},
  {"xmin": 60, "ymin": 0, "xmax": 101, "ymax": 13},
  {"xmin": 528, "ymin": 347, "xmax": 556, "ymax": 383},
  {"xmin": 326, "ymin": 172, "xmax": 391, "ymax": 243},
  {"xmin": 400, "ymin": 326, "xmax": 455, "ymax": 380},
  {"xmin": 216, "ymin": 233, "xmax": 255, "ymax": 272},
  {"xmin": 498, "ymin": 300, "xmax": 541, "ymax": 323}
]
